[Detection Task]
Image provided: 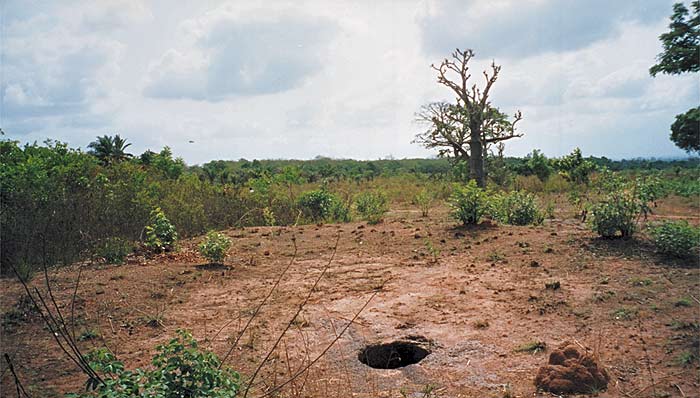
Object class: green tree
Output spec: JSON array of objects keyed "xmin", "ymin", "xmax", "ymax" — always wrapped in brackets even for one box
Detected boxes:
[
  {"xmin": 525, "ymin": 149, "xmax": 552, "ymax": 182},
  {"xmin": 415, "ymin": 49, "xmax": 524, "ymax": 188},
  {"xmin": 554, "ymin": 148, "xmax": 596, "ymax": 185},
  {"xmin": 670, "ymin": 106, "xmax": 700, "ymax": 153},
  {"xmin": 87, "ymin": 134, "xmax": 132, "ymax": 165},
  {"xmin": 650, "ymin": 2, "xmax": 699, "ymax": 76},
  {"xmin": 650, "ymin": 2, "xmax": 699, "ymax": 153}
]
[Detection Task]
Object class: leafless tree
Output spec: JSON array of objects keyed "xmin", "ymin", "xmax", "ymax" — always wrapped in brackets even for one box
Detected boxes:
[{"xmin": 415, "ymin": 48, "xmax": 523, "ymax": 187}]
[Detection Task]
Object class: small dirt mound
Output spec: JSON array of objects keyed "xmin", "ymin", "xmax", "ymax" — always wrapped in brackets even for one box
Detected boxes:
[
  {"xmin": 358, "ymin": 341, "xmax": 430, "ymax": 369},
  {"xmin": 534, "ymin": 342, "xmax": 609, "ymax": 394}
]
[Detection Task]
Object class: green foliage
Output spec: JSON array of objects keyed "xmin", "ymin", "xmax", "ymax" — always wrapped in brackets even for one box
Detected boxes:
[
  {"xmin": 515, "ymin": 341, "xmax": 547, "ymax": 354},
  {"xmin": 589, "ymin": 191, "xmax": 640, "ymax": 238},
  {"xmin": 553, "ymin": 148, "xmax": 597, "ymax": 184},
  {"xmin": 493, "ymin": 190, "xmax": 544, "ymax": 225},
  {"xmin": 650, "ymin": 220, "xmax": 700, "ymax": 258},
  {"xmin": 650, "ymin": 1, "xmax": 699, "ymax": 76},
  {"xmin": 198, "ymin": 231, "xmax": 232, "ymax": 264},
  {"xmin": 413, "ymin": 188, "xmax": 434, "ymax": 217},
  {"xmin": 354, "ymin": 191, "xmax": 389, "ymax": 224},
  {"xmin": 449, "ymin": 180, "xmax": 490, "ymax": 225},
  {"xmin": 96, "ymin": 238, "xmax": 133, "ymax": 264},
  {"xmin": 140, "ymin": 147, "xmax": 186, "ymax": 179},
  {"xmin": 87, "ymin": 135, "xmax": 133, "ymax": 165},
  {"xmin": 670, "ymin": 106, "xmax": 700, "ymax": 153},
  {"xmin": 297, "ymin": 189, "xmax": 350, "ymax": 223},
  {"xmin": 144, "ymin": 208, "xmax": 178, "ymax": 253},
  {"xmin": 69, "ymin": 330, "xmax": 240, "ymax": 397},
  {"xmin": 525, "ymin": 149, "xmax": 552, "ymax": 182}
]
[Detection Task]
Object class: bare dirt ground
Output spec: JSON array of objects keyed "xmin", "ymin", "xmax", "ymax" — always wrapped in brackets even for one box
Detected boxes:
[{"xmin": 2, "ymin": 200, "xmax": 699, "ymax": 397}]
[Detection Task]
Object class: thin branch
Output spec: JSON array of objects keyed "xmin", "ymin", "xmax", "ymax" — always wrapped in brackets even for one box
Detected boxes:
[
  {"xmin": 219, "ymin": 234, "xmax": 299, "ymax": 367},
  {"xmin": 252, "ymin": 289, "xmax": 379, "ymax": 398},
  {"xmin": 243, "ymin": 233, "xmax": 341, "ymax": 398}
]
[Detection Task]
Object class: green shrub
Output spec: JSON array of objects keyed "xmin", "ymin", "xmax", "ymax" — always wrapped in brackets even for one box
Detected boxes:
[
  {"xmin": 494, "ymin": 190, "xmax": 544, "ymax": 225},
  {"xmin": 68, "ymin": 330, "xmax": 240, "ymax": 397},
  {"xmin": 449, "ymin": 181, "xmax": 490, "ymax": 225},
  {"xmin": 650, "ymin": 220, "xmax": 700, "ymax": 258},
  {"xmin": 96, "ymin": 238, "xmax": 132, "ymax": 264},
  {"xmin": 144, "ymin": 207, "xmax": 178, "ymax": 252},
  {"xmin": 413, "ymin": 188, "xmax": 434, "ymax": 217},
  {"xmin": 354, "ymin": 191, "xmax": 389, "ymax": 224},
  {"xmin": 198, "ymin": 231, "xmax": 232, "ymax": 264},
  {"xmin": 589, "ymin": 191, "xmax": 640, "ymax": 238},
  {"xmin": 297, "ymin": 189, "xmax": 349, "ymax": 223}
]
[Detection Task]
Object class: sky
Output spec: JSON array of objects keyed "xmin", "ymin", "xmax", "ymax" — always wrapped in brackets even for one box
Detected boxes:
[{"xmin": 1, "ymin": 0, "xmax": 698, "ymax": 165}]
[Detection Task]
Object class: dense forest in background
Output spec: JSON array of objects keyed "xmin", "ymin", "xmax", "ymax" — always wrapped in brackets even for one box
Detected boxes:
[{"xmin": 2, "ymin": 137, "xmax": 699, "ymax": 277}]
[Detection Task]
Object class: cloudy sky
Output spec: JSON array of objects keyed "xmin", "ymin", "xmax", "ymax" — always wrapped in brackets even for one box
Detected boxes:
[{"xmin": 1, "ymin": 0, "xmax": 697, "ymax": 164}]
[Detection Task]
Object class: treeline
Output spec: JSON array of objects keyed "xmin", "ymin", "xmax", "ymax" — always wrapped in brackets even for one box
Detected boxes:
[
  {"xmin": 193, "ymin": 154, "xmax": 699, "ymax": 186},
  {"xmin": 1, "ymin": 138, "xmax": 698, "ymax": 275}
]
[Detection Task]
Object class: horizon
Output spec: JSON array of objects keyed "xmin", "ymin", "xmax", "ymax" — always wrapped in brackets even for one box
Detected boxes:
[{"xmin": 2, "ymin": 1, "xmax": 698, "ymax": 164}]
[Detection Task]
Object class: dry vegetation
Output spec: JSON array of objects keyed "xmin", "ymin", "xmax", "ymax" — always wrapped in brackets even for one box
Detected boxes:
[{"xmin": 2, "ymin": 197, "xmax": 698, "ymax": 397}]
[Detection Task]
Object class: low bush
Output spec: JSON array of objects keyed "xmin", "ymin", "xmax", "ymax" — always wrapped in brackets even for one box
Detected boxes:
[
  {"xmin": 650, "ymin": 220, "xmax": 700, "ymax": 258},
  {"xmin": 449, "ymin": 180, "xmax": 490, "ymax": 225},
  {"xmin": 198, "ymin": 231, "xmax": 232, "ymax": 264},
  {"xmin": 68, "ymin": 330, "xmax": 240, "ymax": 397},
  {"xmin": 413, "ymin": 188, "xmax": 434, "ymax": 217},
  {"xmin": 589, "ymin": 191, "xmax": 639, "ymax": 238},
  {"xmin": 297, "ymin": 189, "xmax": 349, "ymax": 223},
  {"xmin": 354, "ymin": 191, "xmax": 389, "ymax": 224},
  {"xmin": 494, "ymin": 190, "xmax": 544, "ymax": 225},
  {"xmin": 96, "ymin": 238, "xmax": 132, "ymax": 264},
  {"xmin": 144, "ymin": 207, "xmax": 178, "ymax": 252}
]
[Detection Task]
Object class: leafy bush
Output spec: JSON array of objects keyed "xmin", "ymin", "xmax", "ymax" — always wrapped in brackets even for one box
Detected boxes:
[
  {"xmin": 413, "ymin": 188, "xmax": 434, "ymax": 217},
  {"xmin": 554, "ymin": 148, "xmax": 597, "ymax": 184},
  {"xmin": 449, "ymin": 181, "xmax": 491, "ymax": 225},
  {"xmin": 354, "ymin": 191, "xmax": 389, "ymax": 224},
  {"xmin": 525, "ymin": 149, "xmax": 552, "ymax": 182},
  {"xmin": 589, "ymin": 191, "xmax": 640, "ymax": 238},
  {"xmin": 198, "ymin": 231, "xmax": 232, "ymax": 264},
  {"xmin": 69, "ymin": 330, "xmax": 240, "ymax": 397},
  {"xmin": 494, "ymin": 190, "xmax": 544, "ymax": 225},
  {"xmin": 650, "ymin": 220, "xmax": 700, "ymax": 258},
  {"xmin": 96, "ymin": 238, "xmax": 132, "ymax": 264},
  {"xmin": 144, "ymin": 207, "xmax": 178, "ymax": 252},
  {"xmin": 297, "ymin": 189, "xmax": 349, "ymax": 223}
]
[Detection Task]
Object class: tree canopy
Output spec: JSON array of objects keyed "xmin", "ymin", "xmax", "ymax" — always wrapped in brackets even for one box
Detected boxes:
[{"xmin": 649, "ymin": 1, "xmax": 699, "ymax": 76}]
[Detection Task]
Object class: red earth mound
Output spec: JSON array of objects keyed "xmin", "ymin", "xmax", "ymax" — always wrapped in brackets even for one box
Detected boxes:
[{"xmin": 534, "ymin": 342, "xmax": 609, "ymax": 394}]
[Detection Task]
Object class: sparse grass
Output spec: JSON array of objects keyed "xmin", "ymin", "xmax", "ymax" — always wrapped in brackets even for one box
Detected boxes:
[
  {"xmin": 668, "ymin": 320, "xmax": 699, "ymax": 331},
  {"xmin": 675, "ymin": 351, "xmax": 696, "ymax": 367},
  {"xmin": 515, "ymin": 341, "xmax": 546, "ymax": 354},
  {"xmin": 78, "ymin": 329, "xmax": 100, "ymax": 341},
  {"xmin": 674, "ymin": 298, "xmax": 692, "ymax": 307},
  {"xmin": 612, "ymin": 307, "xmax": 638, "ymax": 321},
  {"xmin": 424, "ymin": 239, "xmax": 440, "ymax": 264},
  {"xmin": 487, "ymin": 250, "xmax": 505, "ymax": 262},
  {"xmin": 629, "ymin": 277, "xmax": 653, "ymax": 287}
]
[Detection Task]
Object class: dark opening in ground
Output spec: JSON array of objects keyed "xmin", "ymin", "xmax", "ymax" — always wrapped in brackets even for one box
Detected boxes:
[{"xmin": 358, "ymin": 341, "xmax": 430, "ymax": 369}]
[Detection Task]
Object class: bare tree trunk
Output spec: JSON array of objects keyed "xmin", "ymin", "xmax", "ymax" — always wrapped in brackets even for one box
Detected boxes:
[{"xmin": 469, "ymin": 124, "xmax": 486, "ymax": 187}]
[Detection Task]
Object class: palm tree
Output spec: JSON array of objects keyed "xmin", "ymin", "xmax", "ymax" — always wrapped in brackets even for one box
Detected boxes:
[{"xmin": 88, "ymin": 134, "xmax": 132, "ymax": 165}]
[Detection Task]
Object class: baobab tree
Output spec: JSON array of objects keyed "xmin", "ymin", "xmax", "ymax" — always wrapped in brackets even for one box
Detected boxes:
[{"xmin": 415, "ymin": 48, "xmax": 523, "ymax": 187}]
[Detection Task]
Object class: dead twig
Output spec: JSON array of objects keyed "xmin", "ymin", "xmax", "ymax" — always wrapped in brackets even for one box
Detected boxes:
[
  {"xmin": 244, "ymin": 233, "xmax": 340, "ymax": 398},
  {"xmin": 4, "ymin": 353, "xmax": 31, "ymax": 398},
  {"xmin": 219, "ymin": 233, "xmax": 298, "ymax": 368}
]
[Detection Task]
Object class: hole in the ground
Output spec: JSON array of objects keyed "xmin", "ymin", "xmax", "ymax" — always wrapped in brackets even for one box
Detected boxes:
[{"xmin": 358, "ymin": 341, "xmax": 430, "ymax": 369}]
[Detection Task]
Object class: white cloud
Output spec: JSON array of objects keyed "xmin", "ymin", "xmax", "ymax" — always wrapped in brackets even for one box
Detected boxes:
[
  {"xmin": 2, "ymin": 0, "xmax": 697, "ymax": 163},
  {"xmin": 143, "ymin": 6, "xmax": 337, "ymax": 100}
]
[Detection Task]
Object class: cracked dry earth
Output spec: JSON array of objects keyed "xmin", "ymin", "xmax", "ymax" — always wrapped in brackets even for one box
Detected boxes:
[{"xmin": 2, "ymin": 205, "xmax": 699, "ymax": 397}]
